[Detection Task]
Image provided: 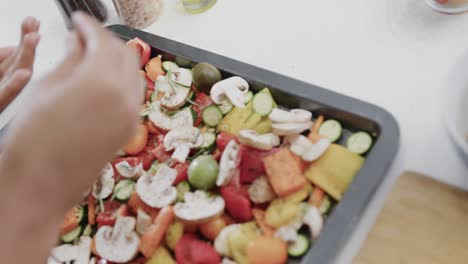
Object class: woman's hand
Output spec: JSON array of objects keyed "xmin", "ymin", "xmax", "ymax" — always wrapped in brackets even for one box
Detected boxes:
[
  {"xmin": 0, "ymin": 16, "xmax": 40, "ymax": 111},
  {"xmin": 0, "ymin": 13, "xmax": 142, "ymax": 263}
]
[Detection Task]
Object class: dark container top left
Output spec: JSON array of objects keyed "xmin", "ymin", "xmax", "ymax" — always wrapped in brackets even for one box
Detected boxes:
[{"xmin": 55, "ymin": 0, "xmax": 108, "ymax": 28}]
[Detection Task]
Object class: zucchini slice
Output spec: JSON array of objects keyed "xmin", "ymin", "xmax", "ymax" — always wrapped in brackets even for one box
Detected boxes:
[
  {"xmin": 288, "ymin": 233, "xmax": 310, "ymax": 257},
  {"xmin": 114, "ymin": 180, "xmax": 136, "ymax": 202},
  {"xmin": 346, "ymin": 131, "xmax": 373, "ymax": 155},
  {"xmin": 252, "ymin": 92, "xmax": 274, "ymax": 116},
  {"xmin": 162, "ymin": 61, "xmax": 179, "ymax": 72},
  {"xmin": 60, "ymin": 225, "xmax": 83, "ymax": 243},
  {"xmin": 319, "ymin": 119, "xmax": 342, "ymax": 142},
  {"xmin": 202, "ymin": 105, "xmax": 223, "ymax": 127}
]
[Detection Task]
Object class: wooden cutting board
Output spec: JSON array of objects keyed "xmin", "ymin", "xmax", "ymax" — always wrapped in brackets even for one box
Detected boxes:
[{"xmin": 354, "ymin": 172, "xmax": 468, "ymax": 264}]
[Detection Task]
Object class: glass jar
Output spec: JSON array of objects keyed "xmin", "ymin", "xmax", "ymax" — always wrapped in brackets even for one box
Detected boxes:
[
  {"xmin": 113, "ymin": 0, "xmax": 162, "ymax": 28},
  {"xmin": 426, "ymin": 0, "xmax": 468, "ymax": 14},
  {"xmin": 182, "ymin": 0, "xmax": 217, "ymax": 14}
]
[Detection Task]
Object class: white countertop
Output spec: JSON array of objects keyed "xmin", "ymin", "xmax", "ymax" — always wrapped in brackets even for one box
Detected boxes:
[{"xmin": 2, "ymin": 0, "xmax": 468, "ymax": 262}]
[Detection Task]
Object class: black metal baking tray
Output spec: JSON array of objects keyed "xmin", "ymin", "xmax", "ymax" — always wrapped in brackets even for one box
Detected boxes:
[{"xmin": 108, "ymin": 24, "xmax": 399, "ymax": 264}]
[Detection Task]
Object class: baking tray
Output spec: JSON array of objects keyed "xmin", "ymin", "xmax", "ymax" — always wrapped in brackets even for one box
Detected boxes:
[
  {"xmin": 0, "ymin": 24, "xmax": 387, "ymax": 264},
  {"xmin": 109, "ymin": 24, "xmax": 399, "ymax": 264}
]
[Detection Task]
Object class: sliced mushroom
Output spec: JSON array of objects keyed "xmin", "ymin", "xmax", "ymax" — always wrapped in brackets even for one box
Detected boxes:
[
  {"xmin": 238, "ymin": 130, "xmax": 280, "ymax": 150},
  {"xmin": 214, "ymin": 224, "xmax": 242, "ymax": 257},
  {"xmin": 136, "ymin": 209, "xmax": 152, "ymax": 235},
  {"xmin": 211, "ymin": 77, "xmax": 249, "ymax": 108},
  {"xmin": 115, "ymin": 160, "xmax": 144, "ymax": 179},
  {"xmin": 285, "ymin": 134, "xmax": 331, "ymax": 162},
  {"xmin": 149, "ymin": 103, "xmax": 193, "ymax": 131},
  {"xmin": 155, "ymin": 75, "xmax": 174, "ymax": 94},
  {"xmin": 95, "ymin": 216, "xmax": 140, "ymax": 263},
  {"xmin": 136, "ymin": 164, "xmax": 177, "ymax": 208},
  {"xmin": 173, "ymin": 68, "xmax": 193, "ymax": 87},
  {"xmin": 92, "ymin": 163, "xmax": 115, "ymax": 199},
  {"xmin": 269, "ymin": 109, "xmax": 313, "ymax": 136},
  {"xmin": 269, "ymin": 109, "xmax": 312, "ymax": 123},
  {"xmin": 174, "ymin": 191, "xmax": 225, "ymax": 223},
  {"xmin": 303, "ymin": 205, "xmax": 323, "ymax": 239},
  {"xmin": 48, "ymin": 236, "xmax": 92, "ymax": 264},
  {"xmin": 160, "ymin": 85, "xmax": 191, "ymax": 110},
  {"xmin": 248, "ymin": 176, "xmax": 277, "ymax": 204},
  {"xmin": 89, "ymin": 258, "xmax": 96, "ymax": 264},
  {"xmin": 164, "ymin": 127, "xmax": 204, "ymax": 163},
  {"xmin": 216, "ymin": 140, "xmax": 242, "ymax": 187}
]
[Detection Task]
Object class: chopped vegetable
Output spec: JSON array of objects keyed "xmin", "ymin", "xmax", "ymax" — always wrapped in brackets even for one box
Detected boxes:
[
  {"xmin": 308, "ymin": 186, "xmax": 325, "ymax": 207},
  {"xmin": 145, "ymin": 55, "xmax": 165, "ymax": 82},
  {"xmin": 175, "ymin": 233, "xmax": 222, "ymax": 264},
  {"xmin": 162, "ymin": 61, "xmax": 179, "ymax": 72},
  {"xmin": 165, "ymin": 220, "xmax": 184, "ymax": 250},
  {"xmin": 252, "ymin": 91, "xmax": 275, "ymax": 116},
  {"xmin": 227, "ymin": 222, "xmax": 259, "ymax": 264},
  {"xmin": 308, "ymin": 115, "xmax": 324, "ymax": 143},
  {"xmin": 128, "ymin": 191, "xmax": 159, "ymax": 219},
  {"xmin": 114, "ymin": 179, "xmax": 136, "ymax": 202},
  {"xmin": 87, "ymin": 194, "xmax": 96, "ymax": 226},
  {"xmin": 246, "ymin": 235, "xmax": 288, "ymax": 264},
  {"xmin": 60, "ymin": 225, "xmax": 83, "ymax": 243},
  {"xmin": 124, "ymin": 124, "xmax": 148, "ymax": 155},
  {"xmin": 126, "ymin": 37, "xmax": 151, "ymax": 67},
  {"xmin": 139, "ymin": 206, "xmax": 175, "ymax": 258},
  {"xmin": 263, "ymin": 148, "xmax": 307, "ymax": 197},
  {"xmin": 265, "ymin": 198, "xmax": 300, "ymax": 228},
  {"xmin": 221, "ymin": 186, "xmax": 253, "ymax": 222},
  {"xmin": 59, "ymin": 205, "xmax": 84, "ymax": 236},
  {"xmin": 202, "ymin": 105, "xmax": 224, "ymax": 127},
  {"xmin": 188, "ymin": 155, "xmax": 219, "ymax": 190},
  {"xmin": 319, "ymin": 119, "xmax": 342, "ymax": 142},
  {"xmin": 175, "ymin": 181, "xmax": 191, "ymax": 202},
  {"xmin": 319, "ymin": 196, "xmax": 332, "ymax": 215},
  {"xmin": 287, "ymin": 234, "xmax": 310, "ymax": 257},
  {"xmin": 146, "ymin": 246, "xmax": 176, "ymax": 264},
  {"xmin": 304, "ymin": 144, "xmax": 365, "ymax": 200},
  {"xmin": 199, "ymin": 216, "xmax": 227, "ymax": 240},
  {"xmin": 346, "ymin": 131, "xmax": 373, "ymax": 155}
]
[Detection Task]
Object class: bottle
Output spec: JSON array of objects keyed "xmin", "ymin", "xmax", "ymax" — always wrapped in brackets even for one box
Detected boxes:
[
  {"xmin": 182, "ymin": 0, "xmax": 217, "ymax": 14},
  {"xmin": 112, "ymin": 0, "xmax": 163, "ymax": 28}
]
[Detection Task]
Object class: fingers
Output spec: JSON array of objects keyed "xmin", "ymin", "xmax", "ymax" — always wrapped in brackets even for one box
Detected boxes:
[
  {"xmin": 0, "ymin": 69, "xmax": 31, "ymax": 112},
  {"xmin": 0, "ymin": 47, "xmax": 15, "ymax": 62},
  {"xmin": 21, "ymin": 17, "xmax": 40, "ymax": 41},
  {"xmin": 12, "ymin": 32, "xmax": 40, "ymax": 72},
  {"xmin": 72, "ymin": 12, "xmax": 108, "ymax": 55}
]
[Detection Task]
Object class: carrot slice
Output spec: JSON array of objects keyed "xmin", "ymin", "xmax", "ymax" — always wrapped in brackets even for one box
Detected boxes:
[
  {"xmin": 263, "ymin": 148, "xmax": 307, "ymax": 197},
  {"xmin": 308, "ymin": 115, "xmax": 324, "ymax": 143},
  {"xmin": 91, "ymin": 235, "xmax": 99, "ymax": 256},
  {"xmin": 308, "ymin": 187, "xmax": 325, "ymax": 207},
  {"xmin": 87, "ymin": 194, "xmax": 96, "ymax": 225},
  {"xmin": 59, "ymin": 207, "xmax": 80, "ymax": 235},
  {"xmin": 252, "ymin": 208, "xmax": 274, "ymax": 237},
  {"xmin": 140, "ymin": 206, "xmax": 175, "ymax": 258}
]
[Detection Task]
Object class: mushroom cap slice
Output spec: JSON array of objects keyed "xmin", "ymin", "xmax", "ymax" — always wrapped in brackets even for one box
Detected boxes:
[
  {"xmin": 92, "ymin": 163, "xmax": 115, "ymax": 199},
  {"xmin": 173, "ymin": 68, "xmax": 193, "ymax": 87},
  {"xmin": 164, "ymin": 127, "xmax": 204, "ymax": 163},
  {"xmin": 303, "ymin": 205, "xmax": 323, "ymax": 239},
  {"xmin": 171, "ymin": 107, "xmax": 194, "ymax": 129},
  {"xmin": 302, "ymin": 138, "xmax": 331, "ymax": 162},
  {"xmin": 160, "ymin": 85, "xmax": 191, "ymax": 111},
  {"xmin": 75, "ymin": 236, "xmax": 92, "ymax": 264},
  {"xmin": 217, "ymin": 140, "xmax": 242, "ymax": 187},
  {"xmin": 214, "ymin": 224, "xmax": 243, "ymax": 257},
  {"xmin": 149, "ymin": 104, "xmax": 193, "ymax": 131},
  {"xmin": 285, "ymin": 135, "xmax": 330, "ymax": 162},
  {"xmin": 269, "ymin": 109, "xmax": 312, "ymax": 123},
  {"xmin": 136, "ymin": 209, "xmax": 152, "ymax": 235},
  {"xmin": 136, "ymin": 164, "xmax": 177, "ymax": 208},
  {"xmin": 95, "ymin": 217, "xmax": 140, "ymax": 263},
  {"xmin": 174, "ymin": 191, "xmax": 225, "ymax": 223},
  {"xmin": 238, "ymin": 130, "xmax": 280, "ymax": 150},
  {"xmin": 211, "ymin": 76, "xmax": 249, "ymax": 108},
  {"xmin": 272, "ymin": 121, "xmax": 312, "ymax": 136},
  {"xmin": 50, "ymin": 244, "xmax": 79, "ymax": 263},
  {"xmin": 115, "ymin": 160, "xmax": 144, "ymax": 179}
]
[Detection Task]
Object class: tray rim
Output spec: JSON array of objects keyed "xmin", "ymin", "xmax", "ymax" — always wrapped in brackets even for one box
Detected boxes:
[{"xmin": 108, "ymin": 24, "xmax": 400, "ymax": 264}]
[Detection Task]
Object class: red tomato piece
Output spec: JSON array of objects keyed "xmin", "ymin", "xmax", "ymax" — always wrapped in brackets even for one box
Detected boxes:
[
  {"xmin": 220, "ymin": 186, "xmax": 253, "ymax": 222},
  {"xmin": 175, "ymin": 234, "xmax": 221, "ymax": 264},
  {"xmin": 126, "ymin": 37, "xmax": 151, "ymax": 67},
  {"xmin": 192, "ymin": 92, "xmax": 213, "ymax": 127},
  {"xmin": 216, "ymin": 132, "xmax": 236, "ymax": 152},
  {"xmin": 96, "ymin": 201, "xmax": 122, "ymax": 227},
  {"xmin": 151, "ymin": 144, "xmax": 172, "ymax": 163},
  {"xmin": 173, "ymin": 163, "xmax": 189, "ymax": 185}
]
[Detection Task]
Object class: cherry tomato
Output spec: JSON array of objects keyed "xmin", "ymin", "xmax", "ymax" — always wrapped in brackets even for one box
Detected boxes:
[
  {"xmin": 124, "ymin": 124, "xmax": 148, "ymax": 155},
  {"xmin": 192, "ymin": 92, "xmax": 213, "ymax": 127},
  {"xmin": 246, "ymin": 236, "xmax": 288, "ymax": 264},
  {"xmin": 151, "ymin": 144, "xmax": 172, "ymax": 163},
  {"xmin": 173, "ymin": 163, "xmax": 189, "ymax": 185},
  {"xmin": 199, "ymin": 216, "xmax": 227, "ymax": 241},
  {"xmin": 126, "ymin": 37, "xmax": 151, "ymax": 67},
  {"xmin": 221, "ymin": 186, "xmax": 253, "ymax": 222},
  {"xmin": 216, "ymin": 132, "xmax": 236, "ymax": 152},
  {"xmin": 175, "ymin": 234, "xmax": 221, "ymax": 264}
]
